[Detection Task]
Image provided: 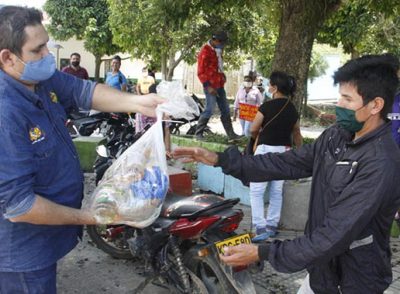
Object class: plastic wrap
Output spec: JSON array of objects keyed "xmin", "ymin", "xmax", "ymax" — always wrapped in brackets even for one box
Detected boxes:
[{"xmin": 85, "ymin": 81, "xmax": 197, "ymax": 228}]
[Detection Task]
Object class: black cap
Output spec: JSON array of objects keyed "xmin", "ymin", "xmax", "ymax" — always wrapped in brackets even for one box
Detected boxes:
[{"xmin": 212, "ymin": 31, "xmax": 228, "ymax": 42}]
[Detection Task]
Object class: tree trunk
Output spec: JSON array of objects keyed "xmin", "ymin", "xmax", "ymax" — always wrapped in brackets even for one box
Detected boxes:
[
  {"xmin": 94, "ymin": 55, "xmax": 102, "ymax": 82},
  {"xmin": 161, "ymin": 53, "xmax": 168, "ymax": 81},
  {"xmin": 272, "ymin": 0, "xmax": 340, "ymax": 115}
]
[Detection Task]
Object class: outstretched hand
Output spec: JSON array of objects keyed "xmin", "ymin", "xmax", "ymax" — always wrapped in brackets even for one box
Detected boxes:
[
  {"xmin": 172, "ymin": 147, "xmax": 218, "ymax": 166},
  {"xmin": 136, "ymin": 93, "xmax": 166, "ymax": 117},
  {"xmin": 219, "ymin": 244, "xmax": 260, "ymax": 267}
]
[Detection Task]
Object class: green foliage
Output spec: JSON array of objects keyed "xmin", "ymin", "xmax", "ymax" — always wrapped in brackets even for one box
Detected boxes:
[
  {"xmin": 317, "ymin": 0, "xmax": 400, "ymax": 57},
  {"xmin": 44, "ymin": 0, "xmax": 120, "ymax": 72},
  {"xmin": 106, "ymin": 0, "xmax": 264, "ymax": 79},
  {"xmin": 308, "ymin": 51, "xmax": 329, "ymax": 82}
]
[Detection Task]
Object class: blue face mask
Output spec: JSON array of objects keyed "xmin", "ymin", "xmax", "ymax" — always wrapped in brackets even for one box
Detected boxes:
[
  {"xmin": 18, "ymin": 54, "xmax": 56, "ymax": 82},
  {"xmin": 214, "ymin": 44, "xmax": 224, "ymax": 49}
]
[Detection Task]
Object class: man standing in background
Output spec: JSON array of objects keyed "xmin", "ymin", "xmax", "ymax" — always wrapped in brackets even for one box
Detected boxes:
[
  {"xmin": 195, "ymin": 31, "xmax": 240, "ymax": 141},
  {"xmin": 105, "ymin": 55, "xmax": 127, "ymax": 91},
  {"xmin": 62, "ymin": 52, "xmax": 89, "ymax": 80}
]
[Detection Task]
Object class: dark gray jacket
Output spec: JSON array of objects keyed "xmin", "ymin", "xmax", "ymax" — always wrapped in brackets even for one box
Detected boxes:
[{"xmin": 217, "ymin": 122, "xmax": 400, "ymax": 293}]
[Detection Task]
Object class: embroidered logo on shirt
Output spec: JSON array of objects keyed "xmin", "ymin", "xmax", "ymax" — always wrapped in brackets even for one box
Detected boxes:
[
  {"xmin": 50, "ymin": 91, "xmax": 58, "ymax": 103},
  {"xmin": 29, "ymin": 126, "xmax": 45, "ymax": 144}
]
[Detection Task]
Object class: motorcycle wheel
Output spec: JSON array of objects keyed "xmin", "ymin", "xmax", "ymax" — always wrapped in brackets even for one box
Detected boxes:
[
  {"xmin": 184, "ymin": 249, "xmax": 236, "ymax": 294},
  {"xmin": 186, "ymin": 268, "xmax": 209, "ymax": 294},
  {"xmin": 86, "ymin": 225, "xmax": 135, "ymax": 259}
]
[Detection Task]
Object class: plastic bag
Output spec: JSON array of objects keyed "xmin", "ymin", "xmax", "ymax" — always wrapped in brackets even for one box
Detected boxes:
[
  {"xmin": 87, "ymin": 110, "xmax": 168, "ymax": 228},
  {"xmin": 156, "ymin": 81, "xmax": 200, "ymax": 120},
  {"xmin": 85, "ymin": 81, "xmax": 196, "ymax": 228}
]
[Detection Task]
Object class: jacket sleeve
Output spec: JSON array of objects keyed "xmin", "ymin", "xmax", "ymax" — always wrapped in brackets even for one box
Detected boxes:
[
  {"xmin": 216, "ymin": 143, "xmax": 315, "ymax": 184},
  {"xmin": 197, "ymin": 47, "xmax": 210, "ymax": 86},
  {"xmin": 261, "ymin": 158, "xmax": 398, "ymax": 273}
]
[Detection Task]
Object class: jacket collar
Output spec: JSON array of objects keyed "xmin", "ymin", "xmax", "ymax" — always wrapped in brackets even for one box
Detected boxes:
[
  {"xmin": 345, "ymin": 120, "xmax": 391, "ymax": 146},
  {"xmin": 206, "ymin": 40, "xmax": 216, "ymax": 51}
]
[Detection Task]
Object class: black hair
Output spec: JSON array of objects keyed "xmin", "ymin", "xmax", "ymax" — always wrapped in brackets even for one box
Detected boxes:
[
  {"xmin": 70, "ymin": 52, "xmax": 81, "ymax": 58},
  {"xmin": 0, "ymin": 6, "xmax": 43, "ymax": 55},
  {"xmin": 269, "ymin": 71, "xmax": 296, "ymax": 97},
  {"xmin": 112, "ymin": 55, "xmax": 121, "ymax": 62},
  {"xmin": 333, "ymin": 53, "xmax": 399, "ymax": 118},
  {"xmin": 243, "ymin": 75, "xmax": 252, "ymax": 82}
]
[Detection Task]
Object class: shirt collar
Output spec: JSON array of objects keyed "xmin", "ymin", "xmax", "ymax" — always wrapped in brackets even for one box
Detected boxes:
[{"xmin": 0, "ymin": 69, "xmax": 45, "ymax": 110}]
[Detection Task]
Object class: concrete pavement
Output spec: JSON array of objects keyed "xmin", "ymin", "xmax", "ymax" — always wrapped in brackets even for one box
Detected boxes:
[{"xmin": 235, "ymin": 203, "xmax": 400, "ymax": 293}]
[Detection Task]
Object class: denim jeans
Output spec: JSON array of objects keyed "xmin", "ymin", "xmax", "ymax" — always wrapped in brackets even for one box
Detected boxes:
[
  {"xmin": 239, "ymin": 119, "xmax": 252, "ymax": 137},
  {"xmin": 0, "ymin": 263, "xmax": 57, "ymax": 294},
  {"xmin": 200, "ymin": 87, "xmax": 230, "ymax": 119},
  {"xmin": 249, "ymin": 144, "xmax": 287, "ymax": 230}
]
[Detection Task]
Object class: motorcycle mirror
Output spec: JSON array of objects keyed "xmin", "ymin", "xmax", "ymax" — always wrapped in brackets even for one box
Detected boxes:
[{"xmin": 96, "ymin": 145, "xmax": 109, "ymax": 158}]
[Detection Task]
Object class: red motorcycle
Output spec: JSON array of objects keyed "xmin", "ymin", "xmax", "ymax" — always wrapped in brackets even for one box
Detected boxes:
[{"xmin": 87, "ymin": 193, "xmax": 258, "ymax": 293}]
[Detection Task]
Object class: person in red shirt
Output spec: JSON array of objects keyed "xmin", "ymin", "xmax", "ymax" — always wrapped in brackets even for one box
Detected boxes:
[
  {"xmin": 62, "ymin": 52, "xmax": 89, "ymax": 80},
  {"xmin": 195, "ymin": 31, "xmax": 240, "ymax": 140}
]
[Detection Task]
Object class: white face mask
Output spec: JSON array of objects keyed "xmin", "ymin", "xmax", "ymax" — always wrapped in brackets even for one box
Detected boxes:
[{"xmin": 243, "ymin": 81, "xmax": 252, "ymax": 88}]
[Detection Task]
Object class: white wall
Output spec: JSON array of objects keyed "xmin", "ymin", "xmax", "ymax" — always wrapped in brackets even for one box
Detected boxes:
[{"xmin": 48, "ymin": 38, "xmax": 154, "ymax": 80}]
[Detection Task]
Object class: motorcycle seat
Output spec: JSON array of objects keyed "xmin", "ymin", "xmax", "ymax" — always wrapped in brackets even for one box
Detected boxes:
[{"xmin": 161, "ymin": 193, "xmax": 239, "ymax": 219}]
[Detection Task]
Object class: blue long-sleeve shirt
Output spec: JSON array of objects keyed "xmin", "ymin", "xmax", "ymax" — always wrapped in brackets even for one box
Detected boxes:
[{"xmin": 0, "ymin": 69, "xmax": 96, "ymax": 271}]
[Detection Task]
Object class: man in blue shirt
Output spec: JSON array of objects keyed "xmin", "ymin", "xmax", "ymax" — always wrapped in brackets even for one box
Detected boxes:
[
  {"xmin": 0, "ymin": 6, "xmax": 164, "ymax": 293},
  {"xmin": 105, "ymin": 55, "xmax": 127, "ymax": 91}
]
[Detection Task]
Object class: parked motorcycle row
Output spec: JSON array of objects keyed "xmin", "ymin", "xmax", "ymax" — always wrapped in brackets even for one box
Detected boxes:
[{"xmin": 67, "ymin": 96, "xmax": 259, "ymax": 293}]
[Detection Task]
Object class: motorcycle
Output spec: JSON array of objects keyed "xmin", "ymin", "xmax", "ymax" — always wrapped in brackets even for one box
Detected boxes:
[
  {"xmin": 66, "ymin": 109, "xmax": 109, "ymax": 138},
  {"xmin": 87, "ymin": 193, "xmax": 257, "ymax": 293}
]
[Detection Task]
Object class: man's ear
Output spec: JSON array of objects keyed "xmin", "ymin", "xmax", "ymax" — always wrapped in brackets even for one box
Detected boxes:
[
  {"xmin": 0, "ymin": 49, "xmax": 15, "ymax": 68},
  {"xmin": 370, "ymin": 97, "xmax": 384, "ymax": 115}
]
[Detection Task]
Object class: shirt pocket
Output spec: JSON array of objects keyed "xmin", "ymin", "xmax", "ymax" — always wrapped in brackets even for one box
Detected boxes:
[
  {"xmin": 32, "ymin": 134, "xmax": 57, "ymax": 188},
  {"xmin": 329, "ymin": 160, "xmax": 358, "ymax": 193}
]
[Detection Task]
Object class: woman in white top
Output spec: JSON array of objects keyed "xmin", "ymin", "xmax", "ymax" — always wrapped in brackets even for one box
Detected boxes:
[{"xmin": 233, "ymin": 75, "xmax": 263, "ymax": 136}]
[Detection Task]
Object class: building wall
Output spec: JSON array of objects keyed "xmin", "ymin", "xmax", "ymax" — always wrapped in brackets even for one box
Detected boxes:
[{"xmin": 48, "ymin": 38, "xmax": 151, "ymax": 80}]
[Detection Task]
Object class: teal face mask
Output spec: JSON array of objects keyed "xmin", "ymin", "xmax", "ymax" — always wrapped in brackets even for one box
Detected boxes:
[{"xmin": 335, "ymin": 105, "xmax": 365, "ymax": 133}]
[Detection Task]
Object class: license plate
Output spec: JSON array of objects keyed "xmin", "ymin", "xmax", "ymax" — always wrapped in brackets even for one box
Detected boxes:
[{"xmin": 215, "ymin": 233, "xmax": 252, "ymax": 255}]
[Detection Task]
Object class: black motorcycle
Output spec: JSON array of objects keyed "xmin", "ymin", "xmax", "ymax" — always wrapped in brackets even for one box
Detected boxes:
[{"xmin": 66, "ymin": 110, "xmax": 111, "ymax": 138}]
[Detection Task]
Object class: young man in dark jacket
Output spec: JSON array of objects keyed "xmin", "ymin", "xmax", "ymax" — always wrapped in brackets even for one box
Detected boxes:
[{"xmin": 173, "ymin": 54, "xmax": 400, "ymax": 293}]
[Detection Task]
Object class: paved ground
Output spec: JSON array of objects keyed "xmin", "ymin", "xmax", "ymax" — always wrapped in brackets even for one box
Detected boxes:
[
  {"xmin": 57, "ymin": 174, "xmax": 400, "ymax": 293},
  {"xmin": 235, "ymin": 203, "xmax": 400, "ymax": 294}
]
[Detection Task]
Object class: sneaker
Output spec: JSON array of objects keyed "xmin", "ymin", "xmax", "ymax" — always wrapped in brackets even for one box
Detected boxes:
[
  {"xmin": 252, "ymin": 229, "xmax": 277, "ymax": 243},
  {"xmin": 195, "ymin": 134, "xmax": 205, "ymax": 141},
  {"xmin": 228, "ymin": 134, "xmax": 244, "ymax": 143}
]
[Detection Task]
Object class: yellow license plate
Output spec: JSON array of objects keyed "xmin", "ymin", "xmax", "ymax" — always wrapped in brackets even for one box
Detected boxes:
[{"xmin": 215, "ymin": 233, "xmax": 252, "ymax": 255}]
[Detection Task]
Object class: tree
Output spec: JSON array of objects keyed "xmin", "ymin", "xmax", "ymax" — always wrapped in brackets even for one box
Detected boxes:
[
  {"xmin": 269, "ymin": 0, "xmax": 340, "ymax": 114},
  {"xmin": 318, "ymin": 0, "xmax": 400, "ymax": 58},
  {"xmin": 107, "ymin": 0, "xmax": 262, "ymax": 80},
  {"xmin": 44, "ymin": 0, "xmax": 121, "ymax": 80}
]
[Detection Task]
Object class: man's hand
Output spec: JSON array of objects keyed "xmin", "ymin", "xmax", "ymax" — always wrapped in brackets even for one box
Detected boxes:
[
  {"xmin": 172, "ymin": 147, "xmax": 218, "ymax": 166},
  {"xmin": 134, "ymin": 93, "xmax": 166, "ymax": 117},
  {"xmin": 92, "ymin": 84, "xmax": 166, "ymax": 116},
  {"xmin": 219, "ymin": 244, "xmax": 260, "ymax": 267},
  {"xmin": 207, "ymin": 86, "xmax": 217, "ymax": 96}
]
